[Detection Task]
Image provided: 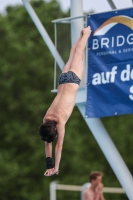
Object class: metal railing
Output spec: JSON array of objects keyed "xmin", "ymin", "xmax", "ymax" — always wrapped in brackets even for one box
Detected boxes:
[
  {"xmin": 50, "ymin": 181, "xmax": 125, "ymax": 200},
  {"xmin": 52, "ymin": 15, "xmax": 87, "ymax": 90}
]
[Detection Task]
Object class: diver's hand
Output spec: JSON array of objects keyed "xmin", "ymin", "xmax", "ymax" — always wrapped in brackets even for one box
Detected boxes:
[
  {"xmin": 44, "ymin": 168, "xmax": 54, "ymax": 176},
  {"xmin": 52, "ymin": 168, "xmax": 59, "ymax": 175}
]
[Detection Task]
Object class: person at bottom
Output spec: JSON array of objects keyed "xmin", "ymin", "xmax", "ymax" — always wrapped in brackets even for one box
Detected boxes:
[
  {"xmin": 39, "ymin": 26, "xmax": 92, "ymax": 176},
  {"xmin": 83, "ymin": 171, "xmax": 105, "ymax": 200}
]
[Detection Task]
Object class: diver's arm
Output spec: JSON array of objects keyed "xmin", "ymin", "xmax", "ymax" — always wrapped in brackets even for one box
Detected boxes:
[
  {"xmin": 45, "ymin": 141, "xmax": 52, "ymax": 157},
  {"xmin": 52, "ymin": 123, "xmax": 65, "ymax": 175},
  {"xmin": 44, "ymin": 142, "xmax": 54, "ymax": 176}
]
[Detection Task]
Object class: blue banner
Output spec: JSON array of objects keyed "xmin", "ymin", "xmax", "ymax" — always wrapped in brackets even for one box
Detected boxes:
[{"xmin": 86, "ymin": 8, "xmax": 133, "ymax": 118}]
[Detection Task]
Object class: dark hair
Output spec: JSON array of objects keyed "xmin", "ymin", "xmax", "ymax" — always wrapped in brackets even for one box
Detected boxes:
[
  {"xmin": 39, "ymin": 120, "xmax": 57, "ymax": 143},
  {"xmin": 89, "ymin": 171, "xmax": 103, "ymax": 182}
]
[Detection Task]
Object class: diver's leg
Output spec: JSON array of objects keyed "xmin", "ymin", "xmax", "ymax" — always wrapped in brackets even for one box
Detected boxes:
[
  {"xmin": 62, "ymin": 34, "xmax": 82, "ymax": 73},
  {"xmin": 69, "ymin": 26, "xmax": 91, "ymax": 79}
]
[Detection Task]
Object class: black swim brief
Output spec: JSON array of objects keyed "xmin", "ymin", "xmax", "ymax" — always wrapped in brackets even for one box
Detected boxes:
[{"xmin": 58, "ymin": 71, "xmax": 81, "ymax": 85}]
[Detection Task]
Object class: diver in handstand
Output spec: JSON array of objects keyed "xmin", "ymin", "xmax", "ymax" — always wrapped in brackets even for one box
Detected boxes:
[{"xmin": 39, "ymin": 26, "xmax": 92, "ymax": 176}]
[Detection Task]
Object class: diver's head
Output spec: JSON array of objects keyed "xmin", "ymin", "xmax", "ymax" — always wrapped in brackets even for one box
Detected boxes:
[{"xmin": 39, "ymin": 120, "xmax": 57, "ymax": 143}]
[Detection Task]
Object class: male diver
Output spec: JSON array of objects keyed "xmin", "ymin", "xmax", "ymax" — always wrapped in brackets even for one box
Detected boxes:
[{"xmin": 39, "ymin": 26, "xmax": 92, "ymax": 176}]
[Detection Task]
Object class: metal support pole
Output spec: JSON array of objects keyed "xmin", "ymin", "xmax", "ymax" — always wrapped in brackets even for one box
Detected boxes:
[
  {"xmin": 77, "ymin": 103, "xmax": 133, "ymax": 200},
  {"xmin": 50, "ymin": 181, "xmax": 57, "ymax": 200},
  {"xmin": 70, "ymin": 0, "xmax": 84, "ymax": 44},
  {"xmin": 107, "ymin": 0, "xmax": 116, "ymax": 9},
  {"xmin": 70, "ymin": 0, "xmax": 86, "ymax": 85},
  {"xmin": 22, "ymin": 0, "xmax": 65, "ymax": 71}
]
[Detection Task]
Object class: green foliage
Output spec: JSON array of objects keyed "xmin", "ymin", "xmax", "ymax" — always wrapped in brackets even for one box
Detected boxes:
[
  {"xmin": 0, "ymin": 1, "xmax": 132, "ymax": 200},
  {"xmin": 0, "ymin": 1, "xmax": 69, "ymax": 199}
]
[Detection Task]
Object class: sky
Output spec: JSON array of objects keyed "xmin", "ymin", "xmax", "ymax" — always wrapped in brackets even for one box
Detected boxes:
[{"xmin": 0, "ymin": 0, "xmax": 133, "ymax": 14}]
